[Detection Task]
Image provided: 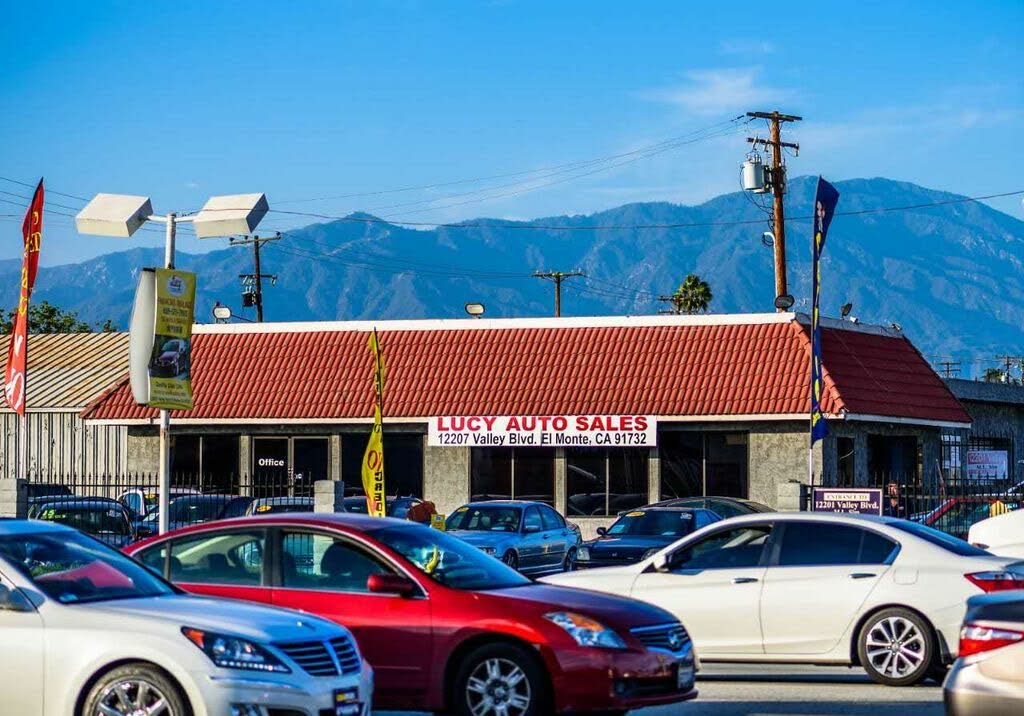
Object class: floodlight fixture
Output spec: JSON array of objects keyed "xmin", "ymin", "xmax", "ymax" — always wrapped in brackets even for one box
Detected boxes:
[
  {"xmin": 465, "ymin": 302, "xmax": 486, "ymax": 318},
  {"xmin": 774, "ymin": 294, "xmax": 795, "ymax": 311},
  {"xmin": 75, "ymin": 194, "xmax": 154, "ymax": 238},
  {"xmin": 192, "ymin": 193, "xmax": 269, "ymax": 238}
]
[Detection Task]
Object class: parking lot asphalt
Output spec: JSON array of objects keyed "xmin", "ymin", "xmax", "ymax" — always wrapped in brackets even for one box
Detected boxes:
[{"xmin": 378, "ymin": 663, "xmax": 945, "ymax": 716}]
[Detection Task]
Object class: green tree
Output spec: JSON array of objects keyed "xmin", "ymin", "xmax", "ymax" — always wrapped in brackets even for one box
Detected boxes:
[
  {"xmin": 982, "ymin": 367, "xmax": 1019, "ymax": 385},
  {"xmin": 0, "ymin": 301, "xmax": 114, "ymax": 334},
  {"xmin": 670, "ymin": 274, "xmax": 713, "ymax": 315}
]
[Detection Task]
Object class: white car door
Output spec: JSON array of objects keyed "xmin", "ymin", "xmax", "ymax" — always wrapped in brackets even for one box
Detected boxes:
[
  {"xmin": 760, "ymin": 521, "xmax": 897, "ymax": 655},
  {"xmin": 0, "ymin": 569, "xmax": 44, "ymax": 716},
  {"xmin": 630, "ymin": 523, "xmax": 774, "ymax": 655}
]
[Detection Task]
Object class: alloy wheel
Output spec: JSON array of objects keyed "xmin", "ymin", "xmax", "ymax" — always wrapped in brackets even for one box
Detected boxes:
[
  {"xmin": 864, "ymin": 615, "xmax": 926, "ymax": 679},
  {"xmin": 502, "ymin": 551, "xmax": 518, "ymax": 570},
  {"xmin": 94, "ymin": 678, "xmax": 171, "ymax": 716},
  {"xmin": 465, "ymin": 657, "xmax": 532, "ymax": 716}
]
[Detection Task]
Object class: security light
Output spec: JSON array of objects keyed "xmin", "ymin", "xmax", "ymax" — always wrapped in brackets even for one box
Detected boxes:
[
  {"xmin": 774, "ymin": 294, "xmax": 795, "ymax": 310},
  {"xmin": 465, "ymin": 302, "xmax": 485, "ymax": 317},
  {"xmin": 192, "ymin": 193, "xmax": 269, "ymax": 239},
  {"xmin": 212, "ymin": 303, "xmax": 232, "ymax": 321},
  {"xmin": 75, "ymin": 194, "xmax": 154, "ymax": 238}
]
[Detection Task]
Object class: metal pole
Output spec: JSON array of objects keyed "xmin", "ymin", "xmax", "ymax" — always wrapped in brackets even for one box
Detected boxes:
[
  {"xmin": 253, "ymin": 238, "xmax": 264, "ymax": 322},
  {"xmin": 769, "ymin": 116, "xmax": 788, "ymax": 309},
  {"xmin": 158, "ymin": 213, "xmax": 176, "ymax": 535}
]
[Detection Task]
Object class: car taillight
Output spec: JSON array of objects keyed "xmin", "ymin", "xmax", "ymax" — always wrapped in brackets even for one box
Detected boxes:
[
  {"xmin": 964, "ymin": 571, "xmax": 1024, "ymax": 592},
  {"xmin": 959, "ymin": 623, "xmax": 1024, "ymax": 657}
]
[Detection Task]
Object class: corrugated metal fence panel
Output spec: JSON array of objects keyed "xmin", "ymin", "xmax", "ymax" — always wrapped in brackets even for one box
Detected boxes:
[{"xmin": 0, "ymin": 411, "xmax": 127, "ymax": 479}]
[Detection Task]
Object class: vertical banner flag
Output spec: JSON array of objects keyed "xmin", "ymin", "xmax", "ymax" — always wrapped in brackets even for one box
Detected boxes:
[
  {"xmin": 810, "ymin": 176, "xmax": 840, "ymax": 444},
  {"xmin": 147, "ymin": 269, "xmax": 197, "ymax": 410},
  {"xmin": 361, "ymin": 328, "xmax": 387, "ymax": 516},
  {"xmin": 4, "ymin": 179, "xmax": 44, "ymax": 415}
]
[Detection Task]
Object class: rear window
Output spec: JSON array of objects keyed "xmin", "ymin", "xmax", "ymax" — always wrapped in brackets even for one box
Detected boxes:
[{"xmin": 889, "ymin": 520, "xmax": 990, "ymax": 557}]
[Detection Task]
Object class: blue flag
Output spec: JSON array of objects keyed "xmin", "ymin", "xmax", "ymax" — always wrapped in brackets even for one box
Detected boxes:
[{"xmin": 810, "ymin": 177, "xmax": 839, "ymax": 444}]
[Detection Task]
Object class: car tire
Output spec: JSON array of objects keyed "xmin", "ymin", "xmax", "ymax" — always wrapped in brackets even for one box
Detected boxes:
[
  {"xmin": 452, "ymin": 642, "xmax": 550, "ymax": 716},
  {"xmin": 502, "ymin": 550, "xmax": 519, "ymax": 571},
  {"xmin": 81, "ymin": 662, "xmax": 188, "ymax": 716},
  {"xmin": 563, "ymin": 547, "xmax": 577, "ymax": 572},
  {"xmin": 857, "ymin": 607, "xmax": 936, "ymax": 687}
]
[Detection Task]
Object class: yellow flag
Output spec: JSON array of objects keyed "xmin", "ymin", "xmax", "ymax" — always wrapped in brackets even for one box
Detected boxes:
[{"xmin": 362, "ymin": 405, "xmax": 385, "ymax": 516}]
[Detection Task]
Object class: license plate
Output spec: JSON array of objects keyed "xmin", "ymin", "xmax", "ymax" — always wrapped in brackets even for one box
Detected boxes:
[
  {"xmin": 334, "ymin": 687, "xmax": 361, "ymax": 716},
  {"xmin": 677, "ymin": 662, "xmax": 694, "ymax": 691}
]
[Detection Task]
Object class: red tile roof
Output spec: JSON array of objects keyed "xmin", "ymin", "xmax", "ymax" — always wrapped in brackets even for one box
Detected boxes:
[{"xmin": 81, "ymin": 314, "xmax": 970, "ymax": 427}]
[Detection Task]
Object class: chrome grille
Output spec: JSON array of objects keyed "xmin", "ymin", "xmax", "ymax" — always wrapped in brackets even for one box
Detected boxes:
[
  {"xmin": 330, "ymin": 635, "xmax": 362, "ymax": 675},
  {"xmin": 277, "ymin": 640, "xmax": 338, "ymax": 676},
  {"xmin": 631, "ymin": 622, "xmax": 690, "ymax": 652}
]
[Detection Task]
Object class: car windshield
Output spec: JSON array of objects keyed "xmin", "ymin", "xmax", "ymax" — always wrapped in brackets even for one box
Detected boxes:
[
  {"xmin": 373, "ymin": 523, "xmax": 529, "ymax": 591},
  {"xmin": 608, "ymin": 510, "xmax": 695, "ymax": 537},
  {"xmin": 889, "ymin": 519, "xmax": 991, "ymax": 556},
  {"xmin": 446, "ymin": 505, "xmax": 521, "ymax": 532},
  {"xmin": 0, "ymin": 530, "xmax": 174, "ymax": 604},
  {"xmin": 35, "ymin": 505, "xmax": 130, "ymax": 536}
]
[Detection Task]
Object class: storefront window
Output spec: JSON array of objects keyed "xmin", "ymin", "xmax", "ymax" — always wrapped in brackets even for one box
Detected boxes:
[
  {"xmin": 171, "ymin": 435, "xmax": 240, "ymax": 492},
  {"xmin": 867, "ymin": 435, "xmax": 920, "ymax": 485},
  {"xmin": 470, "ymin": 448, "xmax": 554, "ymax": 506},
  {"xmin": 660, "ymin": 431, "xmax": 748, "ymax": 500},
  {"xmin": 342, "ymin": 433, "xmax": 424, "ymax": 498},
  {"xmin": 566, "ymin": 448, "xmax": 647, "ymax": 516}
]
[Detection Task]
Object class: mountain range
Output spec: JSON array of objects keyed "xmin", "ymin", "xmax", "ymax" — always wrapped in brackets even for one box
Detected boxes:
[{"xmin": 3, "ymin": 176, "xmax": 1023, "ymax": 374}]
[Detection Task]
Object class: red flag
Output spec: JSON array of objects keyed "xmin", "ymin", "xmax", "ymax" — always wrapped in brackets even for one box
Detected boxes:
[{"xmin": 4, "ymin": 179, "xmax": 44, "ymax": 415}]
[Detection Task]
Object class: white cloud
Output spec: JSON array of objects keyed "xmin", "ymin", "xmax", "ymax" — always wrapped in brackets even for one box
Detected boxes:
[
  {"xmin": 184, "ymin": 181, "xmax": 200, "ymax": 189},
  {"xmin": 644, "ymin": 67, "xmax": 796, "ymax": 116}
]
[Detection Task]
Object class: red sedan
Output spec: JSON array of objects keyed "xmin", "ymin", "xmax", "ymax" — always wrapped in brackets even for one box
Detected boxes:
[{"xmin": 126, "ymin": 513, "xmax": 698, "ymax": 714}]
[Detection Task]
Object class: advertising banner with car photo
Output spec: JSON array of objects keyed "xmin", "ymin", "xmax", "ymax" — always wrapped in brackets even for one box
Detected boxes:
[
  {"xmin": 965, "ymin": 449, "xmax": 1009, "ymax": 481},
  {"xmin": 428, "ymin": 415, "xmax": 657, "ymax": 447}
]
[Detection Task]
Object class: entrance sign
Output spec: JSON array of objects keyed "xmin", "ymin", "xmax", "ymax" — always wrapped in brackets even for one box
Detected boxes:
[
  {"xmin": 429, "ymin": 415, "xmax": 657, "ymax": 448},
  {"xmin": 966, "ymin": 450, "xmax": 1008, "ymax": 482},
  {"xmin": 811, "ymin": 487, "xmax": 882, "ymax": 515}
]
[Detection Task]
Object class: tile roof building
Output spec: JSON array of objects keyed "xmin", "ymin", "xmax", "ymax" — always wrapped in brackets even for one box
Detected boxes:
[{"xmin": 78, "ymin": 313, "xmax": 967, "ymax": 529}]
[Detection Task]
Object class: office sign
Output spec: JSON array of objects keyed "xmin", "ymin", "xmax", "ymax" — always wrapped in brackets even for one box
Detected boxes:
[
  {"xmin": 812, "ymin": 487, "xmax": 883, "ymax": 516},
  {"xmin": 428, "ymin": 415, "xmax": 657, "ymax": 448},
  {"xmin": 966, "ymin": 450, "xmax": 1008, "ymax": 482}
]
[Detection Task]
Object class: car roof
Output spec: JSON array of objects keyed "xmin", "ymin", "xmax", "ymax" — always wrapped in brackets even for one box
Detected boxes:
[
  {"xmin": 32, "ymin": 498, "xmax": 123, "ymax": 509},
  {"xmin": 461, "ymin": 500, "xmax": 542, "ymax": 508},
  {"xmin": 714, "ymin": 511, "xmax": 899, "ymax": 528},
  {"xmin": 621, "ymin": 506, "xmax": 701, "ymax": 514},
  {"xmin": 0, "ymin": 518, "xmax": 75, "ymax": 535}
]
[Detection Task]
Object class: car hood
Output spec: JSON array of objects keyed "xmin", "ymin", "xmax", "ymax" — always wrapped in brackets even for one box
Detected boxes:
[
  {"xmin": 587, "ymin": 534, "xmax": 674, "ymax": 557},
  {"xmin": 482, "ymin": 582, "xmax": 673, "ymax": 630},
  {"xmin": 75, "ymin": 595, "xmax": 343, "ymax": 643},
  {"xmin": 448, "ymin": 530, "xmax": 518, "ymax": 549}
]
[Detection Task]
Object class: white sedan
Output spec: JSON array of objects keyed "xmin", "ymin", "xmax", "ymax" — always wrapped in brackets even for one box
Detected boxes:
[
  {"xmin": 543, "ymin": 512, "xmax": 1024, "ymax": 686},
  {"xmin": 0, "ymin": 520, "xmax": 373, "ymax": 716},
  {"xmin": 968, "ymin": 508, "xmax": 1024, "ymax": 558}
]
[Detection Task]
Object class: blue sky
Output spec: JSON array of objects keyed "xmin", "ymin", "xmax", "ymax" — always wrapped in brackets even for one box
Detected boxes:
[{"xmin": 1, "ymin": 0, "xmax": 1021, "ymax": 264}]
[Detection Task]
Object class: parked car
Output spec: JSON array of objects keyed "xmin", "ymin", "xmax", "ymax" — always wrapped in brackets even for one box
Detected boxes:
[
  {"xmin": 118, "ymin": 486, "xmax": 200, "ymax": 522},
  {"xmin": 944, "ymin": 591, "xmax": 1024, "ymax": 715},
  {"xmin": 577, "ymin": 507, "xmax": 722, "ymax": 569},
  {"xmin": 968, "ymin": 507, "xmax": 1024, "ymax": 558},
  {"xmin": 646, "ymin": 496, "xmax": 774, "ymax": 519},
  {"xmin": 126, "ymin": 513, "xmax": 698, "ymax": 714},
  {"xmin": 137, "ymin": 494, "xmax": 237, "ymax": 536},
  {"xmin": 29, "ymin": 497, "xmax": 136, "ymax": 547},
  {"xmin": 25, "ymin": 483, "xmax": 73, "ymax": 501},
  {"xmin": 543, "ymin": 512, "xmax": 1024, "ymax": 686},
  {"xmin": 154, "ymin": 337, "xmax": 188, "ymax": 376},
  {"xmin": 0, "ymin": 519, "xmax": 372, "ymax": 716},
  {"xmin": 246, "ymin": 496, "xmax": 313, "ymax": 515},
  {"xmin": 919, "ymin": 497, "xmax": 1022, "ymax": 539},
  {"xmin": 446, "ymin": 500, "xmax": 582, "ymax": 575},
  {"xmin": 217, "ymin": 495, "xmax": 256, "ymax": 520},
  {"xmin": 342, "ymin": 495, "xmax": 423, "ymax": 519}
]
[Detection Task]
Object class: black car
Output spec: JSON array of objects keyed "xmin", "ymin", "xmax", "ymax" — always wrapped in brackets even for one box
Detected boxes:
[
  {"xmin": 29, "ymin": 497, "xmax": 136, "ymax": 547},
  {"xmin": 342, "ymin": 495, "xmax": 423, "ymax": 518},
  {"xmin": 25, "ymin": 483, "xmax": 73, "ymax": 500},
  {"xmin": 576, "ymin": 506, "xmax": 721, "ymax": 568},
  {"xmin": 137, "ymin": 493, "xmax": 237, "ymax": 536},
  {"xmin": 647, "ymin": 496, "xmax": 774, "ymax": 519}
]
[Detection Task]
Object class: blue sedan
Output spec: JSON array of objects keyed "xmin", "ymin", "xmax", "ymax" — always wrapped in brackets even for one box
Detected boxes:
[
  {"xmin": 576, "ymin": 506, "xmax": 721, "ymax": 568},
  {"xmin": 445, "ymin": 500, "xmax": 582, "ymax": 576}
]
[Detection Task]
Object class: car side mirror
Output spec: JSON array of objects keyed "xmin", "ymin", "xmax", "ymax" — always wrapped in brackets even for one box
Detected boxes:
[
  {"xmin": 596, "ymin": 527, "xmax": 608, "ymax": 537},
  {"xmin": 651, "ymin": 553, "xmax": 671, "ymax": 573},
  {"xmin": 367, "ymin": 573, "xmax": 417, "ymax": 597},
  {"xmin": 0, "ymin": 584, "xmax": 33, "ymax": 613}
]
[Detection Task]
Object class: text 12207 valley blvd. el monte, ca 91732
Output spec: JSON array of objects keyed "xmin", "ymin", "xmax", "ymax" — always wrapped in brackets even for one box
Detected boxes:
[{"xmin": 428, "ymin": 415, "xmax": 657, "ymax": 447}]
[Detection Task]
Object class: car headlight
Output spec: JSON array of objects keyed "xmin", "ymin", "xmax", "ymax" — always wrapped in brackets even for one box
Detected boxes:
[
  {"xmin": 545, "ymin": 611, "xmax": 626, "ymax": 649},
  {"xmin": 577, "ymin": 546, "xmax": 591, "ymax": 561},
  {"xmin": 479, "ymin": 546, "xmax": 496, "ymax": 555},
  {"xmin": 182, "ymin": 628, "xmax": 290, "ymax": 673},
  {"xmin": 641, "ymin": 547, "xmax": 660, "ymax": 560}
]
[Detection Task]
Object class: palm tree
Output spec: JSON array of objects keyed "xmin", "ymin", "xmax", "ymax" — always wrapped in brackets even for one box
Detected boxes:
[{"xmin": 670, "ymin": 274, "xmax": 713, "ymax": 314}]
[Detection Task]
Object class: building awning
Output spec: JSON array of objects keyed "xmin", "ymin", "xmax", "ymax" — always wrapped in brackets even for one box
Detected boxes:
[{"xmin": 80, "ymin": 313, "xmax": 970, "ymax": 428}]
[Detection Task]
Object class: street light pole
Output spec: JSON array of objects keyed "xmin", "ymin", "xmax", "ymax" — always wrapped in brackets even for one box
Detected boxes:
[{"xmin": 158, "ymin": 212, "xmax": 176, "ymax": 536}]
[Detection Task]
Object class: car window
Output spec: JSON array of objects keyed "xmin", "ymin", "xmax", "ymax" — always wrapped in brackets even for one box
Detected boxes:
[
  {"xmin": 446, "ymin": 505, "xmax": 521, "ymax": 532},
  {"xmin": 523, "ymin": 507, "xmax": 543, "ymax": 532},
  {"xmin": 888, "ymin": 520, "xmax": 990, "ymax": 556},
  {"xmin": 35, "ymin": 505, "xmax": 131, "ymax": 537},
  {"xmin": 694, "ymin": 510, "xmax": 716, "ymax": 530},
  {"xmin": 706, "ymin": 499, "xmax": 745, "ymax": 519},
  {"xmin": 777, "ymin": 523, "xmax": 896, "ymax": 566},
  {"xmin": 168, "ymin": 530, "xmax": 265, "ymax": 585},
  {"xmin": 670, "ymin": 525, "xmax": 772, "ymax": 571},
  {"xmin": 122, "ymin": 493, "xmax": 142, "ymax": 516},
  {"xmin": 539, "ymin": 506, "xmax": 565, "ymax": 530},
  {"xmin": 610, "ymin": 510, "xmax": 695, "ymax": 537},
  {"xmin": 280, "ymin": 531, "xmax": 391, "ymax": 592},
  {"xmin": 136, "ymin": 544, "xmax": 168, "ymax": 576}
]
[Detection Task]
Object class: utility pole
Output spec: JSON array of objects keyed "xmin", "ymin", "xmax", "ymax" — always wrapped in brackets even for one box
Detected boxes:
[
  {"xmin": 532, "ymin": 269, "xmax": 584, "ymax": 317},
  {"xmin": 746, "ymin": 111, "xmax": 801, "ymax": 310},
  {"xmin": 230, "ymin": 232, "xmax": 281, "ymax": 322},
  {"xmin": 657, "ymin": 294, "xmax": 683, "ymax": 314},
  {"xmin": 996, "ymin": 355, "xmax": 1023, "ymax": 384},
  {"xmin": 937, "ymin": 360, "xmax": 962, "ymax": 380}
]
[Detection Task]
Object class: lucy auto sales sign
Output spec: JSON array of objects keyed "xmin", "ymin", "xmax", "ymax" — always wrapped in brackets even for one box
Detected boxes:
[{"xmin": 428, "ymin": 415, "xmax": 657, "ymax": 448}]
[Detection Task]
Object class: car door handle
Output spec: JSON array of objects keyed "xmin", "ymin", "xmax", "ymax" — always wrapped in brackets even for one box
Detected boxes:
[
  {"xmin": 849, "ymin": 572, "xmax": 877, "ymax": 579},
  {"xmin": 732, "ymin": 577, "xmax": 758, "ymax": 584}
]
